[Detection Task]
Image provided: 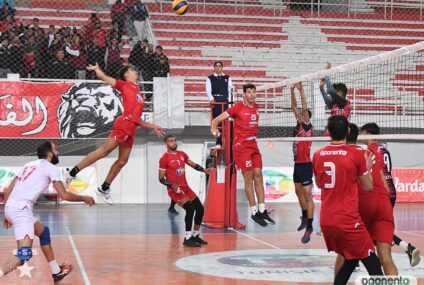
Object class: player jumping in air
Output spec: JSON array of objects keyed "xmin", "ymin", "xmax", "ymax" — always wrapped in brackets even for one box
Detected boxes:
[
  {"xmin": 361, "ymin": 123, "xmax": 421, "ymax": 267},
  {"xmin": 1, "ymin": 141, "xmax": 95, "ymax": 283},
  {"xmin": 313, "ymin": 116, "xmax": 383, "ymax": 284},
  {"xmin": 66, "ymin": 63, "xmax": 165, "ymax": 204},
  {"xmin": 159, "ymin": 135, "xmax": 210, "ymax": 247},
  {"xmin": 320, "ymin": 62, "xmax": 351, "ymax": 119},
  {"xmin": 211, "ymin": 83, "xmax": 275, "ymax": 227},
  {"xmin": 290, "ymin": 82, "xmax": 314, "ymax": 244}
]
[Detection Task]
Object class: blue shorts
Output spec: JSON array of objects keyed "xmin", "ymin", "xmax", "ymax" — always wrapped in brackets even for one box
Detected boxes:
[{"xmin": 293, "ymin": 162, "xmax": 313, "ymax": 186}]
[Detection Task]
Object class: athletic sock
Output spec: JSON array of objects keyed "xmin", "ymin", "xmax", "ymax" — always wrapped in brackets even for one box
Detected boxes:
[
  {"xmin": 307, "ymin": 218, "xmax": 313, "ymax": 229},
  {"xmin": 400, "ymin": 241, "xmax": 409, "ymax": 251},
  {"xmin": 258, "ymin": 203, "xmax": 265, "ymax": 213},
  {"xmin": 69, "ymin": 166, "xmax": 80, "ymax": 177},
  {"xmin": 193, "ymin": 230, "xmax": 200, "ymax": 237},
  {"xmin": 0, "ymin": 269, "xmax": 4, "ymax": 278},
  {"xmin": 101, "ymin": 182, "xmax": 111, "ymax": 192},
  {"xmin": 49, "ymin": 260, "xmax": 60, "ymax": 275},
  {"xmin": 250, "ymin": 205, "xmax": 258, "ymax": 216},
  {"xmin": 185, "ymin": 231, "xmax": 192, "ymax": 240},
  {"xmin": 302, "ymin": 210, "xmax": 307, "ymax": 219}
]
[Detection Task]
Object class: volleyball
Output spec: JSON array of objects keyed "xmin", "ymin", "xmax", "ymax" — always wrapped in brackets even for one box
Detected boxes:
[{"xmin": 172, "ymin": 0, "xmax": 189, "ymax": 15}]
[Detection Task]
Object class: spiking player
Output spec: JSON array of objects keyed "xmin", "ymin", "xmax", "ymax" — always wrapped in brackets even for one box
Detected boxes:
[
  {"xmin": 211, "ymin": 83, "xmax": 275, "ymax": 227},
  {"xmin": 313, "ymin": 116, "xmax": 383, "ymax": 284},
  {"xmin": 290, "ymin": 82, "xmax": 314, "ymax": 244},
  {"xmin": 343, "ymin": 123, "xmax": 398, "ymax": 276},
  {"xmin": 159, "ymin": 135, "xmax": 210, "ymax": 247},
  {"xmin": 1, "ymin": 141, "xmax": 95, "ymax": 283},
  {"xmin": 65, "ymin": 63, "xmax": 165, "ymax": 204},
  {"xmin": 320, "ymin": 62, "xmax": 351, "ymax": 119},
  {"xmin": 361, "ymin": 123, "xmax": 421, "ymax": 267}
]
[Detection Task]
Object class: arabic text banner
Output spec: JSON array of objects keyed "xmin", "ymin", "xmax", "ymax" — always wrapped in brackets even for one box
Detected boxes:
[{"xmin": 0, "ymin": 81, "xmax": 123, "ymax": 138}]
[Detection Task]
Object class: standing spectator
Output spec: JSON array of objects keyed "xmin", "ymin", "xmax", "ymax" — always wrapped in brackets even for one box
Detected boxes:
[
  {"xmin": 107, "ymin": 21, "xmax": 122, "ymax": 44},
  {"xmin": 47, "ymin": 49, "xmax": 74, "ymax": 79},
  {"xmin": 130, "ymin": 0, "xmax": 149, "ymax": 43},
  {"xmin": 30, "ymin": 18, "xmax": 42, "ymax": 32},
  {"xmin": 79, "ymin": 25, "xmax": 90, "ymax": 45},
  {"xmin": 23, "ymin": 49, "xmax": 36, "ymax": 78},
  {"xmin": 87, "ymin": 37, "xmax": 106, "ymax": 79},
  {"xmin": 33, "ymin": 29, "xmax": 48, "ymax": 78},
  {"xmin": 128, "ymin": 38, "xmax": 148, "ymax": 71},
  {"xmin": 206, "ymin": 61, "xmax": 233, "ymax": 145},
  {"xmin": 105, "ymin": 37, "xmax": 122, "ymax": 78},
  {"xmin": 87, "ymin": 13, "xmax": 101, "ymax": 33},
  {"xmin": 0, "ymin": 38, "xmax": 12, "ymax": 77},
  {"xmin": 66, "ymin": 34, "xmax": 87, "ymax": 79},
  {"xmin": 110, "ymin": 0, "xmax": 126, "ymax": 34},
  {"xmin": 47, "ymin": 25, "xmax": 55, "ymax": 47},
  {"xmin": 90, "ymin": 22, "xmax": 107, "ymax": 47},
  {"xmin": 154, "ymin": 55, "xmax": 170, "ymax": 78},
  {"xmin": 8, "ymin": 35, "xmax": 23, "ymax": 75},
  {"xmin": 49, "ymin": 32, "xmax": 64, "ymax": 56},
  {"xmin": 124, "ymin": 0, "xmax": 137, "ymax": 44},
  {"xmin": 0, "ymin": 3, "xmax": 15, "ymax": 21}
]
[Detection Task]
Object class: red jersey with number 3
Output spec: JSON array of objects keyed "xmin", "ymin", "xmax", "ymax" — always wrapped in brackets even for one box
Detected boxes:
[
  {"xmin": 225, "ymin": 101, "xmax": 259, "ymax": 145},
  {"xmin": 331, "ymin": 100, "xmax": 351, "ymax": 119},
  {"xmin": 313, "ymin": 144, "xmax": 368, "ymax": 227},
  {"xmin": 293, "ymin": 122, "xmax": 313, "ymax": 163},
  {"xmin": 114, "ymin": 80, "xmax": 144, "ymax": 124}
]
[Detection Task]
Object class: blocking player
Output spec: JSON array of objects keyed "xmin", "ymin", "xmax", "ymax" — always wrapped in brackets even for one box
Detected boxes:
[
  {"xmin": 159, "ymin": 135, "xmax": 210, "ymax": 247},
  {"xmin": 320, "ymin": 62, "xmax": 351, "ymax": 119},
  {"xmin": 66, "ymin": 63, "xmax": 165, "ymax": 204},
  {"xmin": 1, "ymin": 141, "xmax": 95, "ymax": 283},
  {"xmin": 361, "ymin": 123, "xmax": 421, "ymax": 267},
  {"xmin": 313, "ymin": 116, "xmax": 383, "ymax": 284},
  {"xmin": 344, "ymin": 123, "xmax": 398, "ymax": 275},
  {"xmin": 211, "ymin": 83, "xmax": 275, "ymax": 227},
  {"xmin": 290, "ymin": 82, "xmax": 314, "ymax": 243}
]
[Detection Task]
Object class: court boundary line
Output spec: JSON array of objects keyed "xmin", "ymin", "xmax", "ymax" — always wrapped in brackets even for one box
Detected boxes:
[
  {"xmin": 401, "ymin": 231, "xmax": 424, "ymax": 239},
  {"xmin": 230, "ymin": 229, "xmax": 281, "ymax": 249},
  {"xmin": 65, "ymin": 227, "xmax": 91, "ymax": 285}
]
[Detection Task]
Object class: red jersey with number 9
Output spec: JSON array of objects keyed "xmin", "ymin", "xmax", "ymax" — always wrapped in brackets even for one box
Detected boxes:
[
  {"xmin": 114, "ymin": 80, "xmax": 144, "ymax": 124},
  {"xmin": 313, "ymin": 144, "xmax": 368, "ymax": 227}
]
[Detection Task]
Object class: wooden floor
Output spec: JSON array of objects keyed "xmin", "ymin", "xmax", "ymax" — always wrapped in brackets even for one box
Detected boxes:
[{"xmin": 0, "ymin": 203, "xmax": 423, "ymax": 285}]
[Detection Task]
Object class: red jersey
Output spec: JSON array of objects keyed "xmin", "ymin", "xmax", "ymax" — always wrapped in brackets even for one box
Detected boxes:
[
  {"xmin": 331, "ymin": 100, "xmax": 351, "ymax": 119},
  {"xmin": 226, "ymin": 101, "xmax": 259, "ymax": 145},
  {"xmin": 292, "ymin": 122, "xmax": 312, "ymax": 163},
  {"xmin": 313, "ymin": 144, "xmax": 368, "ymax": 227},
  {"xmin": 369, "ymin": 142, "xmax": 396, "ymax": 198},
  {"xmin": 114, "ymin": 80, "xmax": 144, "ymax": 124},
  {"xmin": 91, "ymin": 29, "xmax": 107, "ymax": 47},
  {"xmin": 159, "ymin": 151, "xmax": 190, "ymax": 189}
]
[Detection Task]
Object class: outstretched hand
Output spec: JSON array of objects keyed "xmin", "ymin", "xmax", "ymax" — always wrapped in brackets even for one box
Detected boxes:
[
  {"xmin": 84, "ymin": 196, "xmax": 96, "ymax": 207},
  {"xmin": 204, "ymin": 168, "xmax": 212, "ymax": 176},
  {"xmin": 86, "ymin": 63, "xmax": 100, "ymax": 71},
  {"xmin": 152, "ymin": 124, "xmax": 165, "ymax": 138}
]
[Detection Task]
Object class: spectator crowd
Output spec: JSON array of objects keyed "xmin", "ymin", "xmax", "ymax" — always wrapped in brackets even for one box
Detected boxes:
[{"xmin": 0, "ymin": 0, "xmax": 170, "ymax": 83}]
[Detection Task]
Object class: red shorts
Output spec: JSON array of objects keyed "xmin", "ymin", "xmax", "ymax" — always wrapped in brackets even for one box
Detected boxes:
[
  {"xmin": 321, "ymin": 223, "xmax": 375, "ymax": 260},
  {"xmin": 110, "ymin": 116, "xmax": 137, "ymax": 147},
  {"xmin": 359, "ymin": 194, "xmax": 394, "ymax": 244},
  {"xmin": 167, "ymin": 185, "xmax": 197, "ymax": 205},
  {"xmin": 233, "ymin": 140, "xmax": 262, "ymax": 173}
]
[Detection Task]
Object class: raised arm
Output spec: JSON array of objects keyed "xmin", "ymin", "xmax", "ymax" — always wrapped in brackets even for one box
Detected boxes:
[
  {"xmin": 139, "ymin": 120, "xmax": 165, "ymax": 138},
  {"xmin": 290, "ymin": 83, "xmax": 300, "ymax": 120},
  {"xmin": 211, "ymin": 112, "xmax": 230, "ymax": 135},
  {"xmin": 86, "ymin": 62, "xmax": 116, "ymax": 87},
  {"xmin": 298, "ymin": 82, "xmax": 310, "ymax": 123},
  {"xmin": 320, "ymin": 78, "xmax": 333, "ymax": 109}
]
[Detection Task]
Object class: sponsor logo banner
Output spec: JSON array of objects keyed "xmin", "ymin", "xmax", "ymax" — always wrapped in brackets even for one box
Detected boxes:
[{"xmin": 392, "ymin": 168, "xmax": 424, "ymax": 202}]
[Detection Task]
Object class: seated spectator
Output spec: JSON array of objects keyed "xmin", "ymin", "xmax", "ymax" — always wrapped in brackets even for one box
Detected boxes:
[
  {"xmin": 106, "ymin": 37, "xmax": 122, "ymax": 78},
  {"xmin": 20, "ymin": 27, "xmax": 34, "ymax": 45},
  {"xmin": 79, "ymin": 25, "xmax": 90, "ymax": 46},
  {"xmin": 154, "ymin": 45, "xmax": 168, "ymax": 64},
  {"xmin": 107, "ymin": 21, "xmax": 122, "ymax": 44},
  {"xmin": 23, "ymin": 49, "xmax": 36, "ymax": 78},
  {"xmin": 0, "ymin": 3, "xmax": 15, "ymax": 21},
  {"xmin": 90, "ymin": 21, "xmax": 106, "ymax": 47},
  {"xmin": 49, "ymin": 32, "xmax": 65, "ymax": 56},
  {"xmin": 87, "ymin": 13, "xmax": 101, "ymax": 33},
  {"xmin": 66, "ymin": 34, "xmax": 87, "ymax": 79},
  {"xmin": 110, "ymin": 0, "xmax": 126, "ymax": 34},
  {"xmin": 33, "ymin": 29, "xmax": 48, "ymax": 78},
  {"xmin": 87, "ymin": 37, "xmax": 106, "ymax": 78},
  {"xmin": 8, "ymin": 35, "xmax": 23, "ymax": 75},
  {"xmin": 47, "ymin": 25, "xmax": 55, "ymax": 46},
  {"xmin": 0, "ymin": 38, "xmax": 12, "ymax": 77},
  {"xmin": 47, "ymin": 49, "xmax": 74, "ymax": 79}
]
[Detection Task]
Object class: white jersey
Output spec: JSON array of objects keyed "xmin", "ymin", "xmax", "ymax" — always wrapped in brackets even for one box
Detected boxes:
[{"xmin": 6, "ymin": 159, "xmax": 61, "ymax": 209}]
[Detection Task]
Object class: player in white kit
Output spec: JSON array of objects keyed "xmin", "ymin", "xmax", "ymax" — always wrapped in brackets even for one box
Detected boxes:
[{"xmin": 1, "ymin": 141, "xmax": 95, "ymax": 283}]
